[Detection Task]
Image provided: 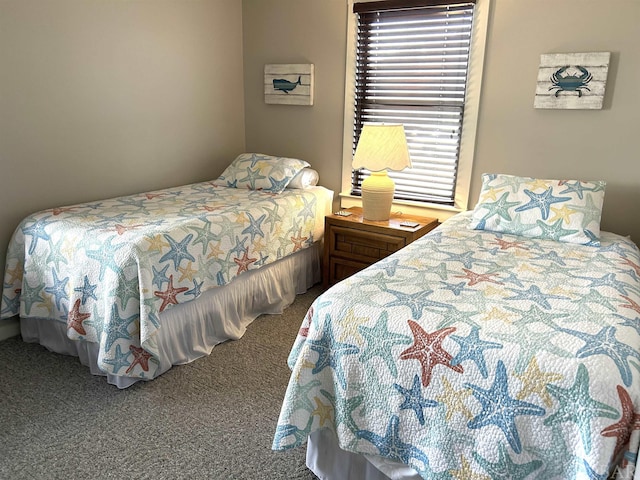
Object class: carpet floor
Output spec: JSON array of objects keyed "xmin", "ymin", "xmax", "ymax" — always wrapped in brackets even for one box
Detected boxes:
[{"xmin": 0, "ymin": 285, "xmax": 324, "ymax": 480}]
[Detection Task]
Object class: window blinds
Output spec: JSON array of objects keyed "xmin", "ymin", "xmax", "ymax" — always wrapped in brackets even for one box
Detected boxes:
[{"xmin": 351, "ymin": 1, "xmax": 475, "ymax": 205}]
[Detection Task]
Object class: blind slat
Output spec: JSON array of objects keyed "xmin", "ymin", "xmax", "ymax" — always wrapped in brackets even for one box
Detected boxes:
[{"xmin": 351, "ymin": 1, "xmax": 474, "ymax": 205}]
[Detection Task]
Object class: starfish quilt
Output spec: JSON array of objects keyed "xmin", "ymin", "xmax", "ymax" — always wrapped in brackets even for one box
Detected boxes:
[
  {"xmin": 1, "ymin": 182, "xmax": 326, "ymax": 380},
  {"xmin": 274, "ymin": 211, "xmax": 640, "ymax": 479}
]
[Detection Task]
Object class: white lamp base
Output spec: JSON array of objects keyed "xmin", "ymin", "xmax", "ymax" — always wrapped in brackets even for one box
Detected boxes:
[{"xmin": 361, "ymin": 171, "xmax": 395, "ymax": 221}]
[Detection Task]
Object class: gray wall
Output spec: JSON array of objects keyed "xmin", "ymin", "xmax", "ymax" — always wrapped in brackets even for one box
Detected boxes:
[
  {"xmin": 0, "ymin": 0, "xmax": 246, "ymax": 284},
  {"xmin": 243, "ymin": 0, "xmax": 640, "ymax": 243}
]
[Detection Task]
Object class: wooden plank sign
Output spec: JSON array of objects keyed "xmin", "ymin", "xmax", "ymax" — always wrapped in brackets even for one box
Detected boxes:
[
  {"xmin": 534, "ymin": 52, "xmax": 610, "ymax": 109},
  {"xmin": 265, "ymin": 64, "xmax": 314, "ymax": 106}
]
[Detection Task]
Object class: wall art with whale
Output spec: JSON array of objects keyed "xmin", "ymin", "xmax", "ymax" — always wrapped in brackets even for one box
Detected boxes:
[{"xmin": 264, "ymin": 64, "xmax": 314, "ymax": 106}]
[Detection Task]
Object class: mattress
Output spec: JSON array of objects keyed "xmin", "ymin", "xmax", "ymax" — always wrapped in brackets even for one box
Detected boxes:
[
  {"xmin": 1, "ymin": 182, "xmax": 333, "ymax": 384},
  {"xmin": 274, "ymin": 211, "xmax": 640, "ymax": 479}
]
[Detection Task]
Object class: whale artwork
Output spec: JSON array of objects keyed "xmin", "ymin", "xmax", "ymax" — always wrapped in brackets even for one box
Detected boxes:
[
  {"xmin": 273, "ymin": 76, "xmax": 301, "ymax": 94},
  {"xmin": 265, "ymin": 64, "xmax": 314, "ymax": 105}
]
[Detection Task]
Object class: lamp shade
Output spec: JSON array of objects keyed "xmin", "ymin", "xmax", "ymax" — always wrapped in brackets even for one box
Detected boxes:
[{"xmin": 352, "ymin": 124, "xmax": 411, "ymax": 172}]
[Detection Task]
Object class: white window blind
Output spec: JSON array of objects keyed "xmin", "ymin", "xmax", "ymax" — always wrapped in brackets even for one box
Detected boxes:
[{"xmin": 351, "ymin": 0, "xmax": 476, "ymax": 205}]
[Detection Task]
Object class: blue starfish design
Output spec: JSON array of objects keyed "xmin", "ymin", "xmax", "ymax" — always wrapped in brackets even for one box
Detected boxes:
[
  {"xmin": 573, "ymin": 272, "xmax": 631, "ymax": 296},
  {"xmin": 505, "ymin": 284, "xmax": 567, "ymax": 310},
  {"xmin": 559, "ymin": 181, "xmax": 592, "ymax": 200},
  {"xmin": 46, "ymin": 237, "xmax": 68, "ymax": 271},
  {"xmin": 535, "ymin": 218, "xmax": 579, "ymax": 241},
  {"xmin": 383, "ymin": 288, "xmax": 451, "ymax": 319},
  {"xmin": 102, "ymin": 344, "xmax": 131, "ymax": 374},
  {"xmin": 358, "ymin": 311, "xmax": 411, "ymax": 377},
  {"xmin": 500, "ymin": 272, "xmax": 525, "ymax": 288},
  {"xmin": 450, "ymin": 326, "xmax": 502, "ymax": 378},
  {"xmin": 557, "ymin": 326, "xmax": 640, "ymax": 387},
  {"xmin": 473, "ymin": 192, "xmax": 520, "ymax": 229},
  {"xmin": 267, "ymin": 176, "xmax": 290, "ymax": 192},
  {"xmin": 109, "ymin": 272, "xmax": 140, "ymax": 311},
  {"xmin": 228, "ymin": 235, "xmax": 248, "ymax": 258},
  {"xmin": 185, "ymin": 279, "xmax": 204, "ymax": 299},
  {"xmin": 273, "ymin": 417, "xmax": 314, "ymax": 450},
  {"xmin": 85, "ymin": 235, "xmax": 126, "ymax": 281},
  {"xmin": 356, "ymin": 415, "xmax": 431, "ymax": 474},
  {"xmin": 44, "ymin": 269, "xmax": 69, "ymax": 311},
  {"xmin": 393, "ymin": 374, "xmax": 438, "ymax": 425},
  {"xmin": 297, "ymin": 195, "xmax": 317, "ymax": 221},
  {"xmin": 103, "ymin": 303, "xmax": 139, "ymax": 351},
  {"xmin": 544, "ymin": 364, "xmax": 618, "ymax": 452},
  {"xmin": 93, "ymin": 212, "xmax": 128, "ymax": 226},
  {"xmin": 21, "ymin": 278, "xmax": 45, "ymax": 315},
  {"xmin": 159, "ymin": 233, "xmax": 195, "ymax": 270},
  {"xmin": 188, "ymin": 219, "xmax": 219, "ymax": 255},
  {"xmin": 514, "ymin": 188, "xmax": 571, "ymax": 220},
  {"xmin": 473, "ymin": 442, "xmax": 543, "ymax": 480},
  {"xmin": 320, "ymin": 388, "xmax": 363, "ymax": 436},
  {"xmin": 439, "ymin": 249, "xmax": 484, "ymax": 269},
  {"xmin": 254, "ymin": 252, "xmax": 270, "ymax": 267},
  {"xmin": 241, "ymin": 212, "xmax": 266, "ymax": 242},
  {"xmin": 581, "ymin": 460, "xmax": 608, "ymax": 480},
  {"xmin": 531, "ymin": 250, "xmax": 566, "ymax": 265},
  {"xmin": 73, "ymin": 276, "xmax": 97, "ymax": 306},
  {"xmin": 1, "ymin": 290, "xmax": 20, "ymax": 316},
  {"xmin": 308, "ymin": 317, "xmax": 359, "ymax": 388},
  {"xmin": 152, "ymin": 264, "xmax": 170, "ymax": 289},
  {"xmin": 614, "ymin": 314, "xmax": 640, "ymax": 337},
  {"xmin": 440, "ymin": 281, "xmax": 466, "ymax": 296},
  {"xmin": 465, "ymin": 360, "xmax": 545, "ymax": 453},
  {"xmin": 21, "ymin": 215, "xmax": 55, "ymax": 255},
  {"xmin": 240, "ymin": 166, "xmax": 266, "ymax": 189}
]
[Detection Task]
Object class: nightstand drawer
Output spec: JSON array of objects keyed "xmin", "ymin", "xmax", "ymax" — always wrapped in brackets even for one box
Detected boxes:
[
  {"xmin": 332, "ymin": 226, "xmax": 406, "ymax": 262},
  {"xmin": 329, "ymin": 258, "xmax": 369, "ymax": 285}
]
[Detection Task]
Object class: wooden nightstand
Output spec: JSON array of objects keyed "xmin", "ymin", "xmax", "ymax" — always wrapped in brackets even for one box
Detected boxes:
[{"xmin": 323, "ymin": 207, "xmax": 439, "ymax": 288}]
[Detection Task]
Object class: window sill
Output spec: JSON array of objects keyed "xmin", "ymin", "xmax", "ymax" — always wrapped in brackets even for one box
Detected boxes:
[{"xmin": 339, "ymin": 192, "xmax": 464, "ymax": 223}]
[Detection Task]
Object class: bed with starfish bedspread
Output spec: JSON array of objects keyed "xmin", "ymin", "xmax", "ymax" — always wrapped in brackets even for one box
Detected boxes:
[
  {"xmin": 273, "ymin": 209, "xmax": 640, "ymax": 480},
  {"xmin": 1, "ymin": 154, "xmax": 333, "ymax": 387}
]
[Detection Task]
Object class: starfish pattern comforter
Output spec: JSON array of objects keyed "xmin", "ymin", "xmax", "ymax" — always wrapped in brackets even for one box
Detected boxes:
[
  {"xmin": 274, "ymin": 211, "xmax": 640, "ymax": 479},
  {"xmin": 0, "ymin": 182, "xmax": 327, "ymax": 380}
]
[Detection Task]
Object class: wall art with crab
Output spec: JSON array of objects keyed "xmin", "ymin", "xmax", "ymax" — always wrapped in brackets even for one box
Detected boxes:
[{"xmin": 534, "ymin": 52, "xmax": 610, "ymax": 109}]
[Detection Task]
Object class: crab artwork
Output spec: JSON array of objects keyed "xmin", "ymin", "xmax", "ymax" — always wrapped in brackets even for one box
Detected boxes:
[{"xmin": 548, "ymin": 65, "xmax": 593, "ymax": 97}]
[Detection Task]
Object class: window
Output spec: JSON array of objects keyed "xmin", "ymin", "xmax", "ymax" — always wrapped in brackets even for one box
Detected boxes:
[{"xmin": 344, "ymin": 0, "xmax": 488, "ymax": 211}]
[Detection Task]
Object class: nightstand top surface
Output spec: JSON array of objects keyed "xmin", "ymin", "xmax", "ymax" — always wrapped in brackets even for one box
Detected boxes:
[{"xmin": 327, "ymin": 207, "xmax": 438, "ymax": 232}]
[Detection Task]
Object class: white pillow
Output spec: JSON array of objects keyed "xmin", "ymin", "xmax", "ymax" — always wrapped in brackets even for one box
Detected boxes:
[{"xmin": 286, "ymin": 168, "xmax": 319, "ymax": 189}]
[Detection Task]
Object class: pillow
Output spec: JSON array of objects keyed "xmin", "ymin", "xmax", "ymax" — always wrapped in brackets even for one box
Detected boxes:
[
  {"xmin": 213, "ymin": 153, "xmax": 310, "ymax": 193},
  {"xmin": 286, "ymin": 168, "xmax": 319, "ymax": 189},
  {"xmin": 469, "ymin": 173, "xmax": 606, "ymax": 246}
]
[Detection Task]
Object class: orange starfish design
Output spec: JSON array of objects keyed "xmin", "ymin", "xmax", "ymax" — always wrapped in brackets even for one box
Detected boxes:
[
  {"xmin": 144, "ymin": 193, "xmax": 164, "ymax": 200},
  {"xmin": 51, "ymin": 206, "xmax": 78, "ymax": 216},
  {"xmin": 621, "ymin": 296, "xmax": 640, "ymax": 316},
  {"xmin": 491, "ymin": 238, "xmax": 529, "ymax": 251},
  {"xmin": 455, "ymin": 268, "xmax": 503, "ymax": 287},
  {"xmin": 125, "ymin": 345, "xmax": 153, "ymax": 374},
  {"xmin": 234, "ymin": 249, "xmax": 257, "ymax": 274},
  {"xmin": 400, "ymin": 320, "xmax": 462, "ymax": 387},
  {"xmin": 620, "ymin": 258, "xmax": 640, "ymax": 277},
  {"xmin": 67, "ymin": 299, "xmax": 90, "ymax": 335},
  {"xmin": 601, "ymin": 385, "xmax": 640, "ymax": 466},
  {"xmin": 154, "ymin": 275, "xmax": 188, "ymax": 312},
  {"xmin": 114, "ymin": 224, "xmax": 143, "ymax": 235},
  {"xmin": 291, "ymin": 234, "xmax": 308, "ymax": 252}
]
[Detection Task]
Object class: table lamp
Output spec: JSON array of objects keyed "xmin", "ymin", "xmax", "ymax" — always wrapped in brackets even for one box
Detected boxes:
[{"xmin": 352, "ymin": 124, "xmax": 412, "ymax": 221}]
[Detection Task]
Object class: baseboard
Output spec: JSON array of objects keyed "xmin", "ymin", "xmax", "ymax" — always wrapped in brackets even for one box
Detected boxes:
[{"xmin": 0, "ymin": 317, "xmax": 20, "ymax": 341}]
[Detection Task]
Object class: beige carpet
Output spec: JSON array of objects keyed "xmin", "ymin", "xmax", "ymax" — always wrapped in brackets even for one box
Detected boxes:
[{"xmin": 0, "ymin": 285, "xmax": 324, "ymax": 480}]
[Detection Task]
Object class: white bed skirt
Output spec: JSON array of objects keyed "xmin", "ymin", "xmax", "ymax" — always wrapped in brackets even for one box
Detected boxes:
[
  {"xmin": 307, "ymin": 429, "xmax": 422, "ymax": 480},
  {"xmin": 20, "ymin": 243, "xmax": 321, "ymax": 388}
]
